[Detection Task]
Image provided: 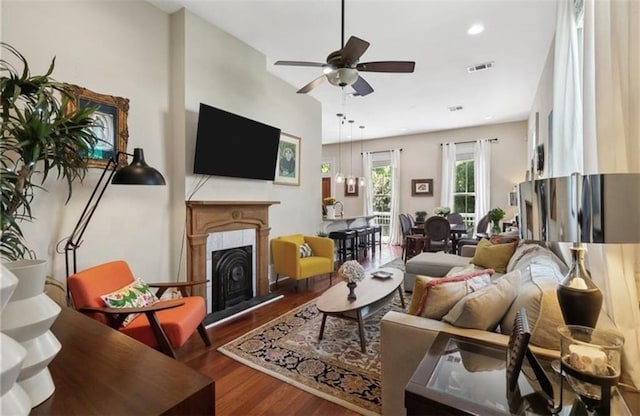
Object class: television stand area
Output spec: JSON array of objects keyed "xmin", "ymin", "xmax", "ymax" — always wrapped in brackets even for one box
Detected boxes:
[{"xmin": 32, "ymin": 307, "xmax": 214, "ymax": 415}]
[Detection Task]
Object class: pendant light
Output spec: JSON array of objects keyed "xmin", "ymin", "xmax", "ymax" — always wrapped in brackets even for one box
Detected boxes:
[
  {"xmin": 346, "ymin": 119, "xmax": 356, "ymax": 186},
  {"xmin": 334, "ymin": 113, "xmax": 344, "ymax": 184},
  {"xmin": 358, "ymin": 125, "xmax": 366, "ymax": 187}
]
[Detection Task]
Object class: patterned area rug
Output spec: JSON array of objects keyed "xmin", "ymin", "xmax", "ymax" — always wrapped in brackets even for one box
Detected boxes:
[{"xmin": 218, "ymin": 258, "xmax": 406, "ymax": 415}]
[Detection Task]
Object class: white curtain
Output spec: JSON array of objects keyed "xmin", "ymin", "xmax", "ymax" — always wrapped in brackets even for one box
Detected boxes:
[
  {"xmin": 362, "ymin": 151, "xmax": 374, "ymax": 215},
  {"xmin": 474, "ymin": 139, "xmax": 491, "ymax": 234},
  {"xmin": 552, "ymin": 0, "xmax": 584, "ymax": 177},
  {"xmin": 581, "ymin": 0, "xmax": 640, "ymax": 390},
  {"xmin": 440, "ymin": 143, "xmax": 456, "ymax": 209},
  {"xmin": 388, "ymin": 149, "xmax": 403, "ymax": 246}
]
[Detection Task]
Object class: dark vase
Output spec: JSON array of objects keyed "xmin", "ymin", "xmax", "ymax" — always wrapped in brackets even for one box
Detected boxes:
[
  {"xmin": 347, "ymin": 281, "xmax": 357, "ymax": 301},
  {"xmin": 557, "ymin": 245, "xmax": 603, "ymax": 328}
]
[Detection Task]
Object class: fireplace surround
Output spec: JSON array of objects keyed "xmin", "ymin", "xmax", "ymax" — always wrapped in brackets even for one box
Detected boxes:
[{"xmin": 186, "ymin": 201, "xmax": 279, "ymax": 301}]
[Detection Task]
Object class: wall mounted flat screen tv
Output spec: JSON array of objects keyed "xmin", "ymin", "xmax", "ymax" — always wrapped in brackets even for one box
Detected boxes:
[{"xmin": 193, "ymin": 103, "xmax": 281, "ymax": 180}]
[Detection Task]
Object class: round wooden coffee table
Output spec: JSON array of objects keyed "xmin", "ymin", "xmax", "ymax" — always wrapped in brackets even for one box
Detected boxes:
[{"xmin": 316, "ymin": 268, "xmax": 405, "ymax": 352}]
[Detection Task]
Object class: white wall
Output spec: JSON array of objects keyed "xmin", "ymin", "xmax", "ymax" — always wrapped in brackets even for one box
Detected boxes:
[
  {"xmin": 323, "ymin": 121, "xmax": 528, "ymax": 222},
  {"xmin": 2, "ymin": 1, "xmax": 323, "ymax": 286},
  {"xmin": 527, "ymin": 40, "xmax": 555, "ymax": 178},
  {"xmin": 2, "ymin": 1, "xmax": 172, "ymax": 282}
]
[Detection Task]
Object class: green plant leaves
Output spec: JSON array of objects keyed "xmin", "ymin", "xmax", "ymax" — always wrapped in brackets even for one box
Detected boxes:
[{"xmin": 1, "ymin": 42, "xmax": 100, "ymax": 261}]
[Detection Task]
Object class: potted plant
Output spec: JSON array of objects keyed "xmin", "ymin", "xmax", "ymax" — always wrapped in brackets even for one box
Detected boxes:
[
  {"xmin": 1, "ymin": 42, "xmax": 99, "ymax": 261},
  {"xmin": 488, "ymin": 207, "xmax": 506, "ymax": 234},
  {"xmin": 1, "ymin": 41, "xmax": 101, "ymax": 407},
  {"xmin": 415, "ymin": 211, "xmax": 427, "ymax": 223}
]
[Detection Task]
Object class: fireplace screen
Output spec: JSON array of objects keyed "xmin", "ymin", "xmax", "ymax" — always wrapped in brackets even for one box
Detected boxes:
[{"xmin": 211, "ymin": 245, "xmax": 253, "ymax": 312}]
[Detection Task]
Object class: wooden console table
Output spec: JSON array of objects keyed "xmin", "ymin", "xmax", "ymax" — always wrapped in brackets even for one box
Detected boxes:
[{"xmin": 32, "ymin": 307, "xmax": 214, "ymax": 415}]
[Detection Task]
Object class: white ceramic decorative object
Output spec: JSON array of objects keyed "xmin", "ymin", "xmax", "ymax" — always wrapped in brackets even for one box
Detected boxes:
[
  {"xmin": 0, "ymin": 264, "xmax": 31, "ymax": 414},
  {"xmin": 326, "ymin": 205, "xmax": 336, "ymax": 219},
  {"xmin": 0, "ymin": 260, "xmax": 61, "ymax": 408}
]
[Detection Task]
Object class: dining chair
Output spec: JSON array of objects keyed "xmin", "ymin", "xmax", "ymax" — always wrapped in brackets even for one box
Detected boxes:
[
  {"xmin": 400, "ymin": 214, "xmax": 426, "ymax": 261},
  {"xmin": 447, "ymin": 212, "xmax": 464, "ymax": 225},
  {"xmin": 423, "ymin": 216, "xmax": 452, "ymax": 253},
  {"xmin": 456, "ymin": 213, "xmax": 491, "ymax": 254}
]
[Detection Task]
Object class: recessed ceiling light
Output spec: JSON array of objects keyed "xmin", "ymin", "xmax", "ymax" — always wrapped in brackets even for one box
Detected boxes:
[
  {"xmin": 467, "ymin": 24, "xmax": 484, "ymax": 35},
  {"xmin": 485, "ymin": 115, "xmax": 493, "ymax": 120}
]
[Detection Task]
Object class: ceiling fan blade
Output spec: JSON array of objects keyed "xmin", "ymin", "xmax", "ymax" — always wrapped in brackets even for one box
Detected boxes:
[
  {"xmin": 356, "ymin": 61, "xmax": 416, "ymax": 73},
  {"xmin": 351, "ymin": 75, "xmax": 374, "ymax": 97},
  {"xmin": 275, "ymin": 60, "xmax": 325, "ymax": 67},
  {"xmin": 297, "ymin": 74, "xmax": 326, "ymax": 94},
  {"xmin": 341, "ymin": 36, "xmax": 370, "ymax": 66}
]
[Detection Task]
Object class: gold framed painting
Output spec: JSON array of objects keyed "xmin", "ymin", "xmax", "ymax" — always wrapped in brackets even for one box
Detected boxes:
[
  {"xmin": 64, "ymin": 84, "xmax": 129, "ymax": 169},
  {"xmin": 274, "ymin": 132, "xmax": 301, "ymax": 186}
]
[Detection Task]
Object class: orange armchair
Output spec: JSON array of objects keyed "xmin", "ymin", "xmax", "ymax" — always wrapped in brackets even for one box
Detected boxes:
[
  {"xmin": 68, "ymin": 260, "xmax": 211, "ymax": 358},
  {"xmin": 271, "ymin": 234, "xmax": 334, "ymax": 290}
]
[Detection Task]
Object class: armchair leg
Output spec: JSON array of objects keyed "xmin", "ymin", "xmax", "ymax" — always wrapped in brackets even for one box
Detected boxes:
[
  {"xmin": 197, "ymin": 322, "xmax": 211, "ymax": 346},
  {"xmin": 275, "ymin": 273, "xmax": 280, "ymax": 288},
  {"xmin": 145, "ymin": 311, "xmax": 177, "ymax": 359}
]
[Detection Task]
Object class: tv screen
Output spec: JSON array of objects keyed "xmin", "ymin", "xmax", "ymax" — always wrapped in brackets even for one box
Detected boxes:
[{"xmin": 193, "ymin": 103, "xmax": 281, "ymax": 180}]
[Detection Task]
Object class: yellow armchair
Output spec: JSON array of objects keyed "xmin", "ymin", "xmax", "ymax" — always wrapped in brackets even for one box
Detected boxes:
[{"xmin": 271, "ymin": 234, "xmax": 335, "ymax": 290}]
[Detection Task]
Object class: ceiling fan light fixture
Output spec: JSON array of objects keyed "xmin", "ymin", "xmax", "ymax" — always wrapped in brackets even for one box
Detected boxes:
[{"xmin": 326, "ymin": 68, "xmax": 359, "ymax": 87}]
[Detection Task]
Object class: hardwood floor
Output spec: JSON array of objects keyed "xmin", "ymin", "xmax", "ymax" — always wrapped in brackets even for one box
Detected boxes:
[{"xmin": 178, "ymin": 243, "xmax": 403, "ymax": 416}]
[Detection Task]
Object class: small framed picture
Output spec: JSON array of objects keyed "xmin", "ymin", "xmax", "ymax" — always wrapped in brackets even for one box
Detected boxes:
[
  {"xmin": 274, "ymin": 132, "xmax": 301, "ymax": 186},
  {"xmin": 411, "ymin": 179, "xmax": 434, "ymax": 196},
  {"xmin": 345, "ymin": 181, "xmax": 358, "ymax": 197},
  {"xmin": 64, "ymin": 84, "xmax": 129, "ymax": 169}
]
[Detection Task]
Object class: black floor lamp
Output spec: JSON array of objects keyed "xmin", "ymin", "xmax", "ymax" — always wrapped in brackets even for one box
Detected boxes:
[{"xmin": 64, "ymin": 148, "xmax": 166, "ymax": 303}]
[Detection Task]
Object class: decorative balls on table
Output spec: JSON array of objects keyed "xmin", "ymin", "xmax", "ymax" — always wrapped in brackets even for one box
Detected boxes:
[{"xmin": 338, "ymin": 260, "xmax": 365, "ymax": 283}]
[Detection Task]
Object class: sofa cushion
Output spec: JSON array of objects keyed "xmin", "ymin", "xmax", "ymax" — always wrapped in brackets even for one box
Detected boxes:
[
  {"xmin": 471, "ymin": 238, "xmax": 517, "ymax": 273},
  {"xmin": 442, "ymin": 270, "xmax": 520, "ymax": 331},
  {"xmin": 408, "ymin": 269, "xmax": 494, "ymax": 318},
  {"xmin": 405, "ymin": 252, "xmax": 471, "ymax": 277},
  {"xmin": 507, "ymin": 241, "xmax": 568, "ymax": 274},
  {"xmin": 500, "ymin": 259, "xmax": 565, "ymax": 350}
]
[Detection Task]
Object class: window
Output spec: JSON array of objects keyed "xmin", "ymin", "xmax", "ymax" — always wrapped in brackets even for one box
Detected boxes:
[
  {"xmin": 370, "ymin": 152, "xmax": 392, "ymax": 238},
  {"xmin": 453, "ymin": 144, "xmax": 475, "ymax": 229}
]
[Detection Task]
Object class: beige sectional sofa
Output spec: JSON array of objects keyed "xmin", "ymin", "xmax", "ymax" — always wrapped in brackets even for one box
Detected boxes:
[{"xmin": 380, "ymin": 241, "xmax": 619, "ymax": 416}]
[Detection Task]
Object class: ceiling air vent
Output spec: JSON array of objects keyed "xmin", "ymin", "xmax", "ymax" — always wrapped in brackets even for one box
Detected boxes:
[
  {"xmin": 448, "ymin": 105, "xmax": 464, "ymax": 112},
  {"xmin": 467, "ymin": 61, "xmax": 495, "ymax": 73}
]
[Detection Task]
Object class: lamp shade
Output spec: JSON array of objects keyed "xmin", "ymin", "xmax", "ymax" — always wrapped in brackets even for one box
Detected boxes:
[
  {"xmin": 112, "ymin": 148, "xmax": 166, "ymax": 185},
  {"xmin": 326, "ymin": 68, "xmax": 359, "ymax": 87}
]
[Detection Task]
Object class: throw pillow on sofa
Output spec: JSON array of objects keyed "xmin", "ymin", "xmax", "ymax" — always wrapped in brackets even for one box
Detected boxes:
[
  {"xmin": 442, "ymin": 270, "xmax": 520, "ymax": 331},
  {"xmin": 408, "ymin": 269, "xmax": 494, "ymax": 319},
  {"xmin": 500, "ymin": 261, "xmax": 566, "ymax": 350},
  {"xmin": 470, "ymin": 238, "xmax": 517, "ymax": 273}
]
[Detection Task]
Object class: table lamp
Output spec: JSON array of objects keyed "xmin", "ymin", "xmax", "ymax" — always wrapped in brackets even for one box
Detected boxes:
[
  {"xmin": 518, "ymin": 172, "xmax": 640, "ymax": 328},
  {"xmin": 64, "ymin": 148, "xmax": 165, "ymax": 304},
  {"xmin": 519, "ymin": 173, "xmax": 639, "ymax": 413}
]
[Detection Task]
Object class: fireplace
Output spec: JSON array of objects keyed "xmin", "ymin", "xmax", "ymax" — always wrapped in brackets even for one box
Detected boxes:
[
  {"xmin": 211, "ymin": 245, "xmax": 253, "ymax": 312},
  {"xmin": 186, "ymin": 201, "xmax": 279, "ymax": 306}
]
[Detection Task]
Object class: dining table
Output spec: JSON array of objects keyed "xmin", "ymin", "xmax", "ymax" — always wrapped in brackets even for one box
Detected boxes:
[{"xmin": 410, "ymin": 221, "xmax": 468, "ymax": 254}]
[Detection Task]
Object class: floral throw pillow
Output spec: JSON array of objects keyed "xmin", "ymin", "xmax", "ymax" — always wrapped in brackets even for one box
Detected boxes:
[{"xmin": 100, "ymin": 278, "xmax": 159, "ymax": 327}]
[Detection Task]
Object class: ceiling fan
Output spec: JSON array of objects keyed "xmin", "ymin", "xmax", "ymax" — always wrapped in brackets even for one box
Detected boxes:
[{"xmin": 274, "ymin": 0, "xmax": 415, "ymax": 96}]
